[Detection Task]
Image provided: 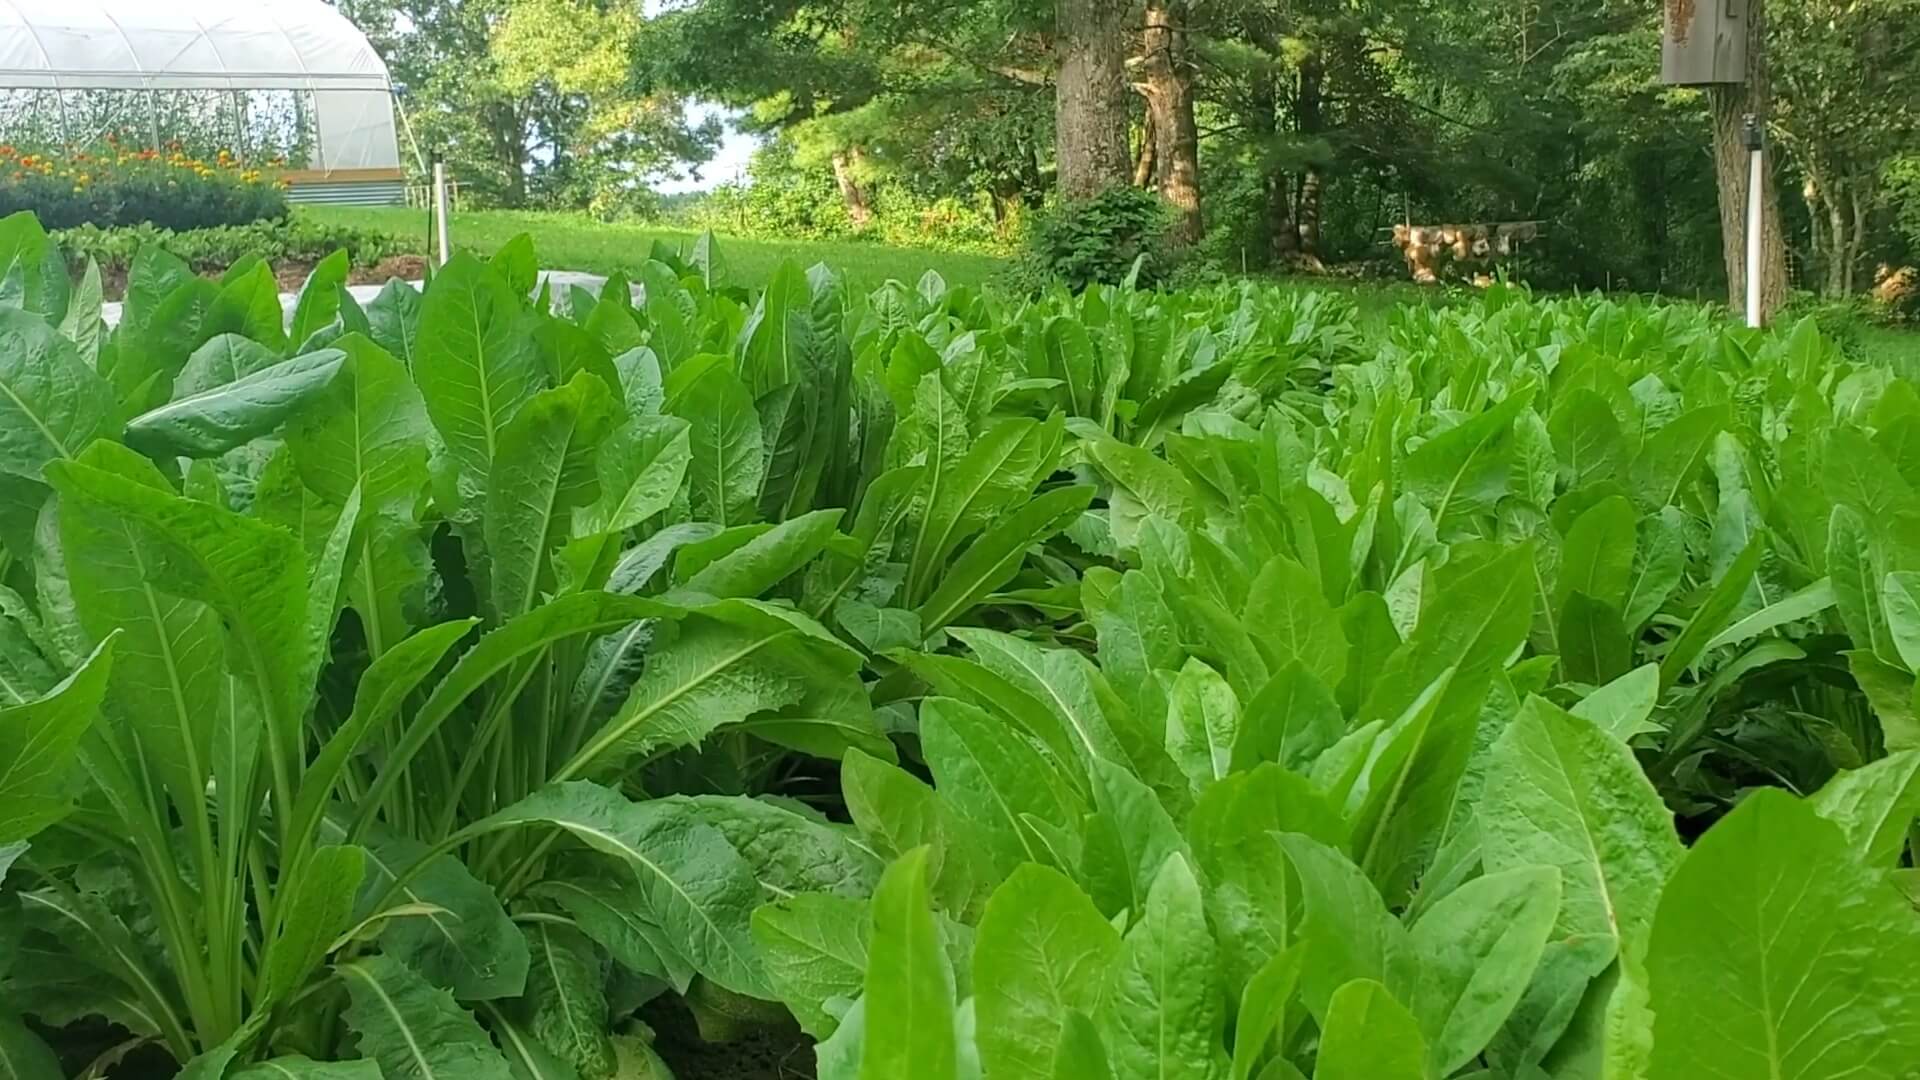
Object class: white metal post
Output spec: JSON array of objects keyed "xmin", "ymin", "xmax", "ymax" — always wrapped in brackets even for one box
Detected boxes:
[
  {"xmin": 433, "ymin": 161, "xmax": 452, "ymax": 267},
  {"xmin": 1743, "ymin": 114, "xmax": 1764, "ymax": 328}
]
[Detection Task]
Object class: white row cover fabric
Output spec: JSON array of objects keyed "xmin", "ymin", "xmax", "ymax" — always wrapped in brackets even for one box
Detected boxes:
[{"xmin": 0, "ymin": 0, "xmax": 391, "ymax": 92}]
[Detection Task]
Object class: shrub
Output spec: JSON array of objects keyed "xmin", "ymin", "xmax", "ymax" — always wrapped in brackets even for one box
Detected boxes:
[
  {"xmin": 0, "ymin": 143, "xmax": 287, "ymax": 230},
  {"xmin": 1014, "ymin": 186, "xmax": 1176, "ymax": 292}
]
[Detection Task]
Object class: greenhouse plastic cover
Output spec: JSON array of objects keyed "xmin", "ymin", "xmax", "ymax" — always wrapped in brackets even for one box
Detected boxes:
[{"xmin": 0, "ymin": 0, "xmax": 393, "ymax": 93}]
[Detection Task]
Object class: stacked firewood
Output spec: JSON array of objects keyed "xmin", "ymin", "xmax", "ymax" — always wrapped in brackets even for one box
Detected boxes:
[{"xmin": 1390, "ymin": 221, "xmax": 1541, "ymax": 283}]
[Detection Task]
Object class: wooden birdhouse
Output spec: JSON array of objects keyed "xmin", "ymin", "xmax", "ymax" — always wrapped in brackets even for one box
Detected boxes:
[{"xmin": 1663, "ymin": 0, "xmax": 1748, "ymax": 85}]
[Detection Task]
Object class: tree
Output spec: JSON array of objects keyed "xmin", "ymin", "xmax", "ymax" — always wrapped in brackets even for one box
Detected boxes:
[
  {"xmin": 1706, "ymin": 0, "xmax": 1788, "ymax": 317},
  {"xmin": 1055, "ymin": 0, "xmax": 1133, "ymax": 196},
  {"xmin": 332, "ymin": 0, "xmax": 715, "ymax": 209},
  {"xmin": 1771, "ymin": 0, "xmax": 1920, "ymax": 295},
  {"xmin": 1140, "ymin": 0, "xmax": 1203, "ymax": 243}
]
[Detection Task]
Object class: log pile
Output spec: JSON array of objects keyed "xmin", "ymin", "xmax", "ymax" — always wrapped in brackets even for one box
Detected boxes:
[{"xmin": 1390, "ymin": 221, "xmax": 1541, "ymax": 283}]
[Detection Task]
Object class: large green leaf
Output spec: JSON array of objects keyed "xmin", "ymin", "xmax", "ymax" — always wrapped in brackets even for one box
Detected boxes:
[
  {"xmin": 339, "ymin": 955, "xmax": 514, "ymax": 1080},
  {"xmin": 0, "ymin": 635, "xmax": 113, "ymax": 842},
  {"xmin": 752, "ymin": 893, "xmax": 870, "ymax": 1039},
  {"xmin": 125, "ymin": 348, "xmax": 346, "ymax": 458},
  {"xmin": 1096, "ymin": 854, "xmax": 1227, "ymax": 1080},
  {"xmin": 1480, "ymin": 696, "xmax": 1682, "ymax": 947},
  {"xmin": 1313, "ymin": 980, "xmax": 1428, "ymax": 1080},
  {"xmin": 521, "ymin": 923, "xmax": 614, "ymax": 1079},
  {"xmin": 1406, "ymin": 865, "xmax": 1560, "ymax": 1074},
  {"xmin": 358, "ymin": 834, "xmax": 528, "ymax": 1001},
  {"xmin": 670, "ymin": 359, "xmax": 763, "ymax": 527},
  {"xmin": 414, "ymin": 254, "xmax": 542, "ymax": 495},
  {"xmin": 974, "ymin": 864, "xmax": 1122, "ymax": 1080},
  {"xmin": 262, "ymin": 843, "xmax": 366, "ymax": 1004},
  {"xmin": 0, "ymin": 305, "xmax": 115, "ymax": 481},
  {"xmin": 1646, "ymin": 789, "xmax": 1920, "ymax": 1080},
  {"xmin": 1810, "ymin": 750, "xmax": 1920, "ymax": 868},
  {"xmin": 860, "ymin": 849, "xmax": 956, "ymax": 1080},
  {"xmin": 0, "ymin": 1012, "xmax": 64, "ymax": 1080},
  {"xmin": 475, "ymin": 782, "xmax": 769, "ymax": 997},
  {"xmin": 919, "ymin": 696, "xmax": 1081, "ymax": 880},
  {"xmin": 485, "ymin": 374, "xmax": 621, "ymax": 618}
]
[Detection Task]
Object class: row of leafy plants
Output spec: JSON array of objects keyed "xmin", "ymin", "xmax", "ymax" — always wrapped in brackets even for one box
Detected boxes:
[
  {"xmin": 0, "ymin": 206, "xmax": 1916, "ymax": 1080},
  {"xmin": 51, "ymin": 219, "xmax": 412, "ymax": 298},
  {"xmin": 0, "ymin": 146, "xmax": 287, "ymax": 232}
]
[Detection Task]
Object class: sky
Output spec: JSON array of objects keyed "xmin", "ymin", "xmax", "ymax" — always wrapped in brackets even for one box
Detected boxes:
[
  {"xmin": 640, "ymin": 0, "xmax": 758, "ymax": 194},
  {"xmin": 659, "ymin": 100, "xmax": 758, "ymax": 195}
]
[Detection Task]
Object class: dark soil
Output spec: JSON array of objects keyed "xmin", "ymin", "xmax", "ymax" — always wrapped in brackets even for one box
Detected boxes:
[{"xmin": 640, "ymin": 996, "xmax": 817, "ymax": 1080}]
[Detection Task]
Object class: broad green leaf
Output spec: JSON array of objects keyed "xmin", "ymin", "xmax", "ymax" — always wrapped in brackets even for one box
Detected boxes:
[
  {"xmin": 1165, "ymin": 658, "xmax": 1239, "ymax": 790},
  {"xmin": 1230, "ymin": 948, "xmax": 1303, "ymax": 1080},
  {"xmin": 1658, "ymin": 538, "xmax": 1763, "ymax": 687},
  {"xmin": 359, "ymin": 834, "xmax": 527, "ymax": 1001},
  {"xmin": 861, "ymin": 849, "xmax": 956, "ymax": 1080},
  {"xmin": 674, "ymin": 509, "xmax": 839, "ymax": 600},
  {"xmin": 476, "ymin": 782, "xmax": 769, "ymax": 997},
  {"xmin": 174, "ymin": 333, "xmax": 282, "ymax": 395},
  {"xmin": 752, "ymin": 894, "xmax": 870, "ymax": 1039},
  {"xmin": 915, "ymin": 484, "xmax": 1094, "ymax": 631},
  {"xmin": 364, "ymin": 279, "xmax": 422, "ymax": 368},
  {"xmin": 1885, "ymin": 572, "xmax": 1920, "ymax": 671},
  {"xmin": 1568, "ymin": 664, "xmax": 1661, "ymax": 742},
  {"xmin": 289, "ymin": 249, "xmax": 352, "ymax": 348},
  {"xmin": 485, "ymin": 374, "xmax": 621, "ymax": 618},
  {"xmin": 1810, "ymin": 750, "xmax": 1920, "ymax": 868},
  {"xmin": 902, "ymin": 415, "xmax": 1061, "ymax": 602},
  {"xmin": 1405, "ymin": 390, "xmax": 1534, "ymax": 528},
  {"xmin": 0, "ymin": 635, "xmax": 113, "ymax": 842},
  {"xmin": 1049, "ymin": 1011, "xmax": 1114, "ymax": 1080},
  {"xmin": 488, "ymin": 1010, "xmax": 585, "ymax": 1080},
  {"xmin": 1481, "ymin": 697, "xmax": 1681, "ymax": 947},
  {"xmin": 0, "ymin": 1010, "xmax": 62, "ymax": 1079},
  {"xmin": 1407, "ymin": 865, "xmax": 1561, "ymax": 1075},
  {"xmin": 1629, "ymin": 404, "xmax": 1726, "ymax": 511},
  {"xmin": 263, "ymin": 844, "xmax": 366, "ymax": 1003},
  {"xmin": 675, "ymin": 794, "xmax": 882, "ymax": 898},
  {"xmin": 339, "ymin": 955, "xmax": 513, "ymax": 1080},
  {"xmin": 1244, "ymin": 555, "xmax": 1347, "ymax": 688},
  {"xmin": 0, "ymin": 306, "xmax": 115, "ymax": 481},
  {"xmin": 974, "ymin": 864, "xmax": 1122, "ymax": 1080},
  {"xmin": 1189, "ymin": 765, "xmax": 1347, "ymax": 994},
  {"xmin": 564, "ymin": 599, "xmax": 857, "ymax": 780},
  {"xmin": 522, "ymin": 923, "xmax": 614, "ymax": 1079},
  {"xmin": 1235, "ymin": 662, "xmax": 1344, "ymax": 774},
  {"xmin": 1314, "ymin": 979, "xmax": 1428, "ymax": 1080},
  {"xmin": 670, "ymin": 359, "xmax": 763, "ymax": 527},
  {"xmin": 920, "ymin": 696, "xmax": 1080, "ymax": 880},
  {"xmin": 533, "ymin": 875, "xmax": 693, "ymax": 992},
  {"xmin": 50, "ymin": 445, "xmax": 311, "ymax": 807},
  {"xmin": 490, "ymin": 234, "xmax": 540, "ymax": 297},
  {"xmin": 415, "ymin": 254, "xmax": 542, "ymax": 494},
  {"xmin": 1703, "ymin": 577, "xmax": 1836, "ymax": 654},
  {"xmin": 1080, "ymin": 757, "xmax": 1186, "ymax": 919},
  {"xmin": 1646, "ymin": 789, "xmax": 1920, "ymax": 1080},
  {"xmin": 1558, "ymin": 496, "xmax": 1636, "ymax": 611},
  {"xmin": 231, "ymin": 1057, "xmax": 382, "ymax": 1079},
  {"xmin": 571, "ymin": 415, "xmax": 689, "ymax": 538},
  {"xmin": 1096, "ymin": 854, "xmax": 1226, "ymax": 1080},
  {"xmin": 1484, "ymin": 934, "xmax": 1615, "ymax": 1077},
  {"xmin": 286, "ymin": 334, "xmax": 431, "ymax": 509}
]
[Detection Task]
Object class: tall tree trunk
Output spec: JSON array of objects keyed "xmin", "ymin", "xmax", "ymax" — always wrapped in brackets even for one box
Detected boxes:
[
  {"xmin": 1142, "ymin": 0, "xmax": 1203, "ymax": 245},
  {"xmin": 831, "ymin": 149, "xmax": 874, "ymax": 230},
  {"xmin": 1824, "ymin": 196, "xmax": 1847, "ymax": 296},
  {"xmin": 1245, "ymin": 21, "xmax": 1297, "ymax": 265},
  {"xmin": 1133, "ymin": 113, "xmax": 1157, "ymax": 188},
  {"xmin": 1846, "ymin": 184, "xmax": 1868, "ymax": 295},
  {"xmin": 1055, "ymin": 0, "xmax": 1132, "ymax": 197},
  {"xmin": 1707, "ymin": 0, "xmax": 1787, "ymax": 319},
  {"xmin": 1294, "ymin": 58, "xmax": 1325, "ymax": 257}
]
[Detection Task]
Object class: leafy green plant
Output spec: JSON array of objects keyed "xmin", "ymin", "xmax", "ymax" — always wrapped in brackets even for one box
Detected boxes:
[
  {"xmin": 1016, "ymin": 187, "xmax": 1178, "ymax": 292},
  {"xmin": 4, "ymin": 203, "xmax": 1920, "ymax": 1079}
]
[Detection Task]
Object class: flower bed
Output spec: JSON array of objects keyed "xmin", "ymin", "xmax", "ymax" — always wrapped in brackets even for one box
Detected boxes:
[{"xmin": 0, "ymin": 142, "xmax": 288, "ymax": 230}]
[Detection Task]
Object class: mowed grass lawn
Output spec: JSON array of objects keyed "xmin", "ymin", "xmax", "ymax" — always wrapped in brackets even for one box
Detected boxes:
[{"xmin": 302, "ymin": 206, "xmax": 1010, "ymax": 292}]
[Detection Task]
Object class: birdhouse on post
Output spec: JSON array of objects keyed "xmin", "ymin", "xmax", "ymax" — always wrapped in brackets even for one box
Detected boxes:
[{"xmin": 1663, "ymin": 0, "xmax": 1747, "ymax": 85}]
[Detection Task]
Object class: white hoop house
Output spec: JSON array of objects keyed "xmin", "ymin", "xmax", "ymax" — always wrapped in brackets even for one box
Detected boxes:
[{"xmin": 0, "ymin": 0, "xmax": 406, "ymax": 204}]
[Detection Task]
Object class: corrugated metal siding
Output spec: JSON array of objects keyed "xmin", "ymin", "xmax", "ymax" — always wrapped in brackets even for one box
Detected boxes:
[{"xmin": 285, "ymin": 180, "xmax": 406, "ymax": 207}]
